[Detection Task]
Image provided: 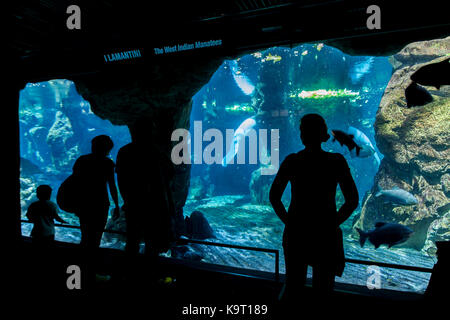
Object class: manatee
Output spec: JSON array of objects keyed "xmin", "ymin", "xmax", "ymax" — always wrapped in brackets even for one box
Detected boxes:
[{"xmin": 347, "ymin": 126, "xmax": 381, "ymax": 165}]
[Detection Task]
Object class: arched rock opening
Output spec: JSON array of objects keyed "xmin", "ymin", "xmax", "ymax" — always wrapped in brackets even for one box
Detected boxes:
[{"xmin": 73, "ymin": 54, "xmax": 225, "ymax": 232}]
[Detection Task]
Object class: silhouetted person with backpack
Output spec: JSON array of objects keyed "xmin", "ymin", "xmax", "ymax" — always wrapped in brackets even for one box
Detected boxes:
[
  {"xmin": 270, "ymin": 113, "xmax": 358, "ymax": 303},
  {"xmin": 72, "ymin": 134, "xmax": 119, "ymax": 281},
  {"xmin": 116, "ymin": 118, "xmax": 175, "ymax": 283}
]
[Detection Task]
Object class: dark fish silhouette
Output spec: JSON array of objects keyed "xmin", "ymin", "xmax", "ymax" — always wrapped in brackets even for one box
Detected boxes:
[
  {"xmin": 356, "ymin": 222, "xmax": 413, "ymax": 249},
  {"xmin": 410, "ymin": 58, "xmax": 450, "ymax": 90},
  {"xmin": 331, "ymin": 130, "xmax": 361, "ymax": 156},
  {"xmin": 405, "ymin": 82, "xmax": 433, "ymax": 107}
]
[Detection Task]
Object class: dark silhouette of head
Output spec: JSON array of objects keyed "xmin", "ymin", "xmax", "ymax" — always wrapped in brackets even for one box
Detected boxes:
[
  {"xmin": 129, "ymin": 117, "xmax": 153, "ymax": 146},
  {"xmin": 91, "ymin": 135, "xmax": 114, "ymax": 156},
  {"xmin": 299, "ymin": 113, "xmax": 330, "ymax": 148},
  {"xmin": 36, "ymin": 185, "xmax": 52, "ymax": 201}
]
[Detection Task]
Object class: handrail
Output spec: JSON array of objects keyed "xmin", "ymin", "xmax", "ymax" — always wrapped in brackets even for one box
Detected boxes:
[
  {"xmin": 20, "ymin": 220, "xmax": 434, "ymax": 276},
  {"xmin": 176, "ymin": 237, "xmax": 280, "ymax": 281},
  {"xmin": 21, "ymin": 219, "xmax": 280, "ymax": 280},
  {"xmin": 344, "ymin": 258, "xmax": 433, "ymax": 273}
]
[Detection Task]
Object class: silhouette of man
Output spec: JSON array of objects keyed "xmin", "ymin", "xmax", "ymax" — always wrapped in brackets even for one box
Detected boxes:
[
  {"xmin": 72, "ymin": 135, "xmax": 119, "ymax": 281},
  {"xmin": 116, "ymin": 118, "xmax": 175, "ymax": 279},
  {"xmin": 270, "ymin": 113, "xmax": 358, "ymax": 302}
]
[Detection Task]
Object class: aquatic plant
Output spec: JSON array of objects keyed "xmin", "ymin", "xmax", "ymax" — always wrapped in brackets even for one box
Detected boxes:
[
  {"xmin": 224, "ymin": 103, "xmax": 255, "ymax": 114},
  {"xmin": 262, "ymin": 53, "xmax": 282, "ymax": 63},
  {"xmin": 202, "ymin": 100, "xmax": 217, "ymax": 109},
  {"xmin": 251, "ymin": 52, "xmax": 262, "ymax": 59},
  {"xmin": 289, "ymin": 88, "xmax": 360, "ymax": 100}
]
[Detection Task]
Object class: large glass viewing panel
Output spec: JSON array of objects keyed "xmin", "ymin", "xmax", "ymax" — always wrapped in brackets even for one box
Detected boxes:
[{"xmin": 20, "ymin": 42, "xmax": 446, "ymax": 293}]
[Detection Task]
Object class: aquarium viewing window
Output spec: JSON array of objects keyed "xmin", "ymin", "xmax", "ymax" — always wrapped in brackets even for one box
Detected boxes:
[{"xmin": 20, "ymin": 42, "xmax": 446, "ymax": 294}]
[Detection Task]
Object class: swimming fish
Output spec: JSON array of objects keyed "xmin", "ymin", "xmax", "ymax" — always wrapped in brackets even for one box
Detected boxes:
[
  {"xmin": 410, "ymin": 58, "xmax": 449, "ymax": 90},
  {"xmin": 222, "ymin": 117, "xmax": 257, "ymax": 166},
  {"xmin": 375, "ymin": 186, "xmax": 418, "ymax": 205},
  {"xmin": 349, "ymin": 57, "xmax": 374, "ymax": 84},
  {"xmin": 357, "ymin": 222, "xmax": 413, "ymax": 249},
  {"xmin": 347, "ymin": 126, "xmax": 381, "ymax": 166},
  {"xmin": 228, "ymin": 60, "xmax": 255, "ymax": 96},
  {"xmin": 405, "ymin": 82, "xmax": 433, "ymax": 107},
  {"xmin": 331, "ymin": 130, "xmax": 361, "ymax": 156}
]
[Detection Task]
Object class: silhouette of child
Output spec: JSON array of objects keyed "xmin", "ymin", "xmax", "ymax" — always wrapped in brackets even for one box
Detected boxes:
[{"xmin": 26, "ymin": 185, "xmax": 67, "ymax": 245}]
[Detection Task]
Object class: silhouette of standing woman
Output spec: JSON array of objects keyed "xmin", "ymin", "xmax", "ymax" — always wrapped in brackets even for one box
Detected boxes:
[
  {"xmin": 73, "ymin": 135, "xmax": 119, "ymax": 272},
  {"xmin": 270, "ymin": 114, "xmax": 358, "ymax": 301},
  {"xmin": 116, "ymin": 118, "xmax": 175, "ymax": 281}
]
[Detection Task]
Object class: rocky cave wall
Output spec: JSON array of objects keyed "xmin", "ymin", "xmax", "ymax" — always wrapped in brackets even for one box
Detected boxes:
[
  {"xmin": 354, "ymin": 37, "xmax": 450, "ymax": 252},
  {"xmin": 73, "ymin": 55, "xmax": 225, "ymax": 229}
]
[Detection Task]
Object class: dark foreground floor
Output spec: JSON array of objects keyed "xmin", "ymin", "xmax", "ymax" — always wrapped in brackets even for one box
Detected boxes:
[{"xmin": 5, "ymin": 238, "xmax": 439, "ymax": 319}]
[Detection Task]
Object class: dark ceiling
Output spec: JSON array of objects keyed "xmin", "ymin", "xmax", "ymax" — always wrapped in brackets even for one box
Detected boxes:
[{"xmin": 9, "ymin": 0, "xmax": 450, "ymax": 83}]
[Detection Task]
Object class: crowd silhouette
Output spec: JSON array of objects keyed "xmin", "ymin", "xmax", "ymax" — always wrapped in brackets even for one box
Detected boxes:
[{"xmin": 27, "ymin": 113, "xmax": 359, "ymax": 303}]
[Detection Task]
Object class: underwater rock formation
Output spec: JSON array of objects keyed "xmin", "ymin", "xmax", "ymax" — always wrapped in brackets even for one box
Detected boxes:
[
  {"xmin": 388, "ymin": 37, "xmax": 450, "ymax": 69},
  {"xmin": 355, "ymin": 37, "xmax": 450, "ymax": 251},
  {"xmin": 46, "ymin": 110, "xmax": 78, "ymax": 171},
  {"xmin": 19, "ymin": 80, "xmax": 131, "ymax": 219},
  {"xmin": 184, "ymin": 210, "xmax": 215, "ymax": 240},
  {"xmin": 249, "ymin": 167, "xmax": 274, "ymax": 205},
  {"xmin": 188, "ymin": 176, "xmax": 207, "ymax": 200},
  {"xmin": 188, "ymin": 173, "xmax": 214, "ymax": 201},
  {"xmin": 73, "ymin": 55, "xmax": 224, "ymax": 235},
  {"xmin": 423, "ymin": 211, "xmax": 450, "ymax": 255},
  {"xmin": 20, "ymin": 177, "xmax": 37, "ymax": 210}
]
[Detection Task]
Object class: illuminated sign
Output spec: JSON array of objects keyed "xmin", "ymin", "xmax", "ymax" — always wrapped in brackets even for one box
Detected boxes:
[
  {"xmin": 103, "ymin": 49, "xmax": 142, "ymax": 62},
  {"xmin": 153, "ymin": 39, "xmax": 223, "ymax": 55}
]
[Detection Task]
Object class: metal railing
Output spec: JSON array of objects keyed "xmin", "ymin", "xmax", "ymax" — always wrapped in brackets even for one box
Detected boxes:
[
  {"xmin": 21, "ymin": 220, "xmax": 434, "ymax": 280},
  {"xmin": 176, "ymin": 237, "xmax": 280, "ymax": 280}
]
